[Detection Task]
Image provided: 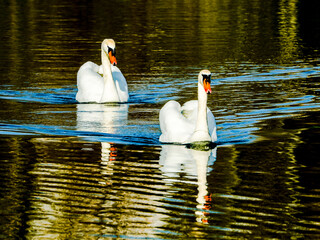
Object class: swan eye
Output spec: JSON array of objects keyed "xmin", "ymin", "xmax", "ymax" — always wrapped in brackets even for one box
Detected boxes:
[
  {"xmin": 202, "ymin": 74, "xmax": 211, "ymax": 84},
  {"xmin": 107, "ymin": 46, "xmax": 116, "ymax": 57}
]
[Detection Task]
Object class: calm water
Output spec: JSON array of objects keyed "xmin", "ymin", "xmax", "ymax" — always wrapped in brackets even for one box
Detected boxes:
[{"xmin": 0, "ymin": 0, "xmax": 320, "ymax": 239}]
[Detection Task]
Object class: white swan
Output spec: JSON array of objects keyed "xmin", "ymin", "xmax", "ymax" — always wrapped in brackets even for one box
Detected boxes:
[
  {"xmin": 76, "ymin": 39, "xmax": 129, "ymax": 103},
  {"xmin": 159, "ymin": 70, "xmax": 217, "ymax": 144}
]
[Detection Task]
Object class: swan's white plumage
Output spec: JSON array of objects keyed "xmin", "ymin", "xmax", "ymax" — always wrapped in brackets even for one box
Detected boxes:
[
  {"xmin": 159, "ymin": 100, "xmax": 194, "ymax": 143},
  {"xmin": 76, "ymin": 39, "xmax": 128, "ymax": 103},
  {"xmin": 110, "ymin": 65, "xmax": 129, "ymax": 102},
  {"xmin": 159, "ymin": 70, "xmax": 217, "ymax": 144},
  {"xmin": 76, "ymin": 61, "xmax": 104, "ymax": 103},
  {"xmin": 159, "ymin": 100, "xmax": 217, "ymax": 143}
]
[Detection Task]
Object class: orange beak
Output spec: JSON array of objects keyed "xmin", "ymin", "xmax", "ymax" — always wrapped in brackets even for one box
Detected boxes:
[
  {"xmin": 204, "ymin": 80, "xmax": 212, "ymax": 94},
  {"xmin": 109, "ymin": 52, "xmax": 117, "ymax": 66}
]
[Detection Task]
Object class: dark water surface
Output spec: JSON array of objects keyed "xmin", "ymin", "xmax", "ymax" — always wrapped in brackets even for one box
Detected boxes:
[{"xmin": 0, "ymin": 0, "xmax": 320, "ymax": 239}]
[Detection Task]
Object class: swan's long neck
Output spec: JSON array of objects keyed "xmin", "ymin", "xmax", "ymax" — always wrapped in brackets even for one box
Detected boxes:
[
  {"xmin": 190, "ymin": 83, "xmax": 211, "ymax": 142},
  {"xmin": 196, "ymin": 83, "xmax": 209, "ymax": 132},
  {"xmin": 100, "ymin": 48, "xmax": 120, "ymax": 102}
]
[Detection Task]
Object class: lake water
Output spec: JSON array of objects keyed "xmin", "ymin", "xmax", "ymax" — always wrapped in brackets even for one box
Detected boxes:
[{"xmin": 0, "ymin": 0, "xmax": 319, "ymax": 239}]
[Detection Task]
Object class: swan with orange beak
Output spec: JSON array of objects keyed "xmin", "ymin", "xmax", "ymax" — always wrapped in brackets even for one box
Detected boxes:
[
  {"xmin": 159, "ymin": 70, "xmax": 217, "ymax": 147},
  {"xmin": 76, "ymin": 39, "xmax": 128, "ymax": 103}
]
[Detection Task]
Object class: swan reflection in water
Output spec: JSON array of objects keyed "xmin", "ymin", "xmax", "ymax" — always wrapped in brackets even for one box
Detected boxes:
[
  {"xmin": 159, "ymin": 145, "xmax": 217, "ymax": 224},
  {"xmin": 76, "ymin": 103, "xmax": 128, "ymax": 134},
  {"xmin": 76, "ymin": 103, "xmax": 128, "ymax": 167}
]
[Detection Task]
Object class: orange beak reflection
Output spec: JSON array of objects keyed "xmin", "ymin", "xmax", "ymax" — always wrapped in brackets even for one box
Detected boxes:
[
  {"xmin": 204, "ymin": 80, "xmax": 212, "ymax": 94},
  {"xmin": 109, "ymin": 51, "xmax": 117, "ymax": 66},
  {"xmin": 109, "ymin": 145, "xmax": 117, "ymax": 161}
]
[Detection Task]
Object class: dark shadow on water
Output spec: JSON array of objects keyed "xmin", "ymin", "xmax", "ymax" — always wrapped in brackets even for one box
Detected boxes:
[{"xmin": 186, "ymin": 141, "xmax": 217, "ymax": 151}]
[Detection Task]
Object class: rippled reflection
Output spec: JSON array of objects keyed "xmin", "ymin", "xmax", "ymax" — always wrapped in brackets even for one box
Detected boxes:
[
  {"xmin": 76, "ymin": 103, "xmax": 128, "ymax": 134},
  {"xmin": 278, "ymin": 0, "xmax": 299, "ymax": 62},
  {"xmin": 0, "ymin": 114, "xmax": 319, "ymax": 239},
  {"xmin": 22, "ymin": 138, "xmax": 164, "ymax": 239},
  {"xmin": 26, "ymin": 138, "xmax": 102, "ymax": 239},
  {"xmin": 160, "ymin": 145, "xmax": 217, "ymax": 224}
]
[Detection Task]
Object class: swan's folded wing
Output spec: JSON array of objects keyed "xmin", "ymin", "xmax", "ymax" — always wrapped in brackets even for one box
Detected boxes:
[
  {"xmin": 207, "ymin": 108, "xmax": 217, "ymax": 142},
  {"xmin": 78, "ymin": 61, "xmax": 100, "ymax": 75},
  {"xmin": 159, "ymin": 100, "xmax": 194, "ymax": 143},
  {"xmin": 181, "ymin": 100, "xmax": 198, "ymax": 122},
  {"xmin": 76, "ymin": 61, "xmax": 104, "ymax": 103},
  {"xmin": 111, "ymin": 65, "xmax": 129, "ymax": 102}
]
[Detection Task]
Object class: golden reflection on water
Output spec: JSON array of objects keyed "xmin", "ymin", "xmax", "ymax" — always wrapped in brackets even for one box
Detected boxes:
[
  {"xmin": 230, "ymin": 117, "xmax": 307, "ymax": 237},
  {"xmin": 278, "ymin": 0, "xmax": 299, "ymax": 63},
  {"xmin": 3, "ymin": 0, "xmax": 303, "ymax": 89},
  {"xmin": 23, "ymin": 138, "xmax": 167, "ymax": 239},
  {"xmin": 0, "ymin": 115, "xmax": 319, "ymax": 239}
]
